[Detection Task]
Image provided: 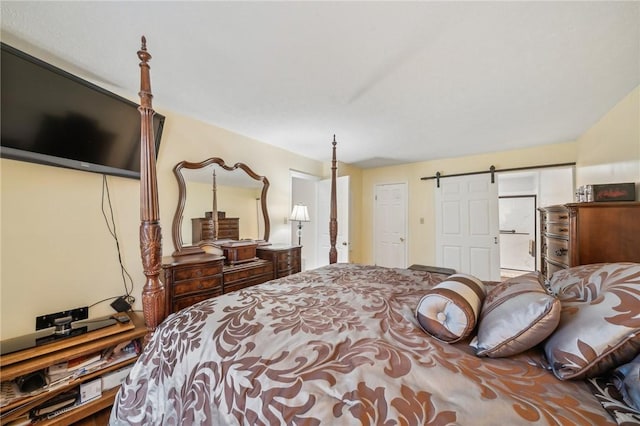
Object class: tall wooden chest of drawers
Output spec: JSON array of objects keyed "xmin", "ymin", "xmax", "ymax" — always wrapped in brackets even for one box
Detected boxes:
[
  {"xmin": 539, "ymin": 202, "xmax": 640, "ymax": 280},
  {"xmin": 162, "ymin": 254, "xmax": 225, "ymax": 314},
  {"xmin": 191, "ymin": 216, "xmax": 240, "ymax": 242}
]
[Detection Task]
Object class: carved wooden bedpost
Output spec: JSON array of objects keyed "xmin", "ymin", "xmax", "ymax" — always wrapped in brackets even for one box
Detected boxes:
[
  {"xmin": 137, "ymin": 37, "xmax": 165, "ymax": 335},
  {"xmin": 329, "ymin": 136, "xmax": 338, "ymax": 264}
]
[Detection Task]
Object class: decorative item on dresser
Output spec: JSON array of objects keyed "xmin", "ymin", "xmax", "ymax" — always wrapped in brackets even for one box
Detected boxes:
[{"xmin": 539, "ymin": 201, "xmax": 640, "ymax": 280}]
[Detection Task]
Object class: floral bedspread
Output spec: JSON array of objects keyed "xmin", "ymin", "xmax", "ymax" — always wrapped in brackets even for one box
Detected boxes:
[{"xmin": 110, "ymin": 263, "xmax": 614, "ymax": 425}]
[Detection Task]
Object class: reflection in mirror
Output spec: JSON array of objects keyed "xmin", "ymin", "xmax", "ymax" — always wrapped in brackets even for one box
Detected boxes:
[
  {"xmin": 182, "ymin": 166, "xmax": 263, "ymax": 245},
  {"xmin": 171, "ymin": 158, "xmax": 270, "ymax": 256}
]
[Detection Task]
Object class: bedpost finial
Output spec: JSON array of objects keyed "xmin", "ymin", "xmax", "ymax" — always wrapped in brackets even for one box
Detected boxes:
[
  {"xmin": 137, "ymin": 36, "xmax": 153, "ymax": 108},
  {"xmin": 332, "ymin": 134, "xmax": 337, "ymax": 147},
  {"xmin": 138, "ymin": 35, "xmax": 152, "ymax": 64}
]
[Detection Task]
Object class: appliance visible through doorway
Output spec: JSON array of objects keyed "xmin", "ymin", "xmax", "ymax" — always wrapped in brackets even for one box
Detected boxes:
[{"xmin": 499, "ymin": 195, "xmax": 536, "ymax": 280}]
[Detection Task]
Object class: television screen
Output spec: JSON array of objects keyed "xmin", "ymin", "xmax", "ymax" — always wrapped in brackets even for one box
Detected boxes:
[{"xmin": 0, "ymin": 43, "xmax": 165, "ymax": 179}]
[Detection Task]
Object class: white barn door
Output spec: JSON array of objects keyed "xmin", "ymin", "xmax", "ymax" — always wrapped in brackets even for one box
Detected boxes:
[{"xmin": 435, "ymin": 174, "xmax": 500, "ymax": 281}]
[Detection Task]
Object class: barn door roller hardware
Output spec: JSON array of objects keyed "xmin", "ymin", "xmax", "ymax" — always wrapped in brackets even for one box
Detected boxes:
[{"xmin": 421, "ymin": 162, "xmax": 575, "ymax": 188}]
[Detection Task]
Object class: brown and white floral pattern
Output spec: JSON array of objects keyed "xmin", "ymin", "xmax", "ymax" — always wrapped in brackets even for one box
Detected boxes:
[
  {"xmin": 110, "ymin": 264, "xmax": 615, "ymax": 425},
  {"xmin": 545, "ymin": 263, "xmax": 640, "ymax": 380}
]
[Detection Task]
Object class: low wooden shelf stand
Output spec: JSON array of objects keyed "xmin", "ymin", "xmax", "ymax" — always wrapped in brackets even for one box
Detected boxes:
[{"xmin": 0, "ymin": 313, "xmax": 146, "ymax": 425}]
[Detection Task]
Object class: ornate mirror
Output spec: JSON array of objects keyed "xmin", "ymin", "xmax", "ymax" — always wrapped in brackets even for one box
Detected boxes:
[{"xmin": 171, "ymin": 158, "xmax": 270, "ymax": 256}]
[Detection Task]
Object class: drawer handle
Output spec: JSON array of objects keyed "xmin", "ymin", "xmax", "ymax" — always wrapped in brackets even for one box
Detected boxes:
[
  {"xmin": 554, "ymin": 248, "xmax": 568, "ymax": 256},
  {"xmin": 559, "ymin": 228, "xmax": 568, "ymax": 232},
  {"xmin": 559, "ymin": 215, "xmax": 568, "ymax": 219}
]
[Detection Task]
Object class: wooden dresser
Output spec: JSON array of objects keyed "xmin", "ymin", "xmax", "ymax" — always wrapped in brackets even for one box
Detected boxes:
[
  {"xmin": 257, "ymin": 245, "xmax": 302, "ymax": 279},
  {"xmin": 539, "ymin": 202, "xmax": 640, "ymax": 280},
  {"xmin": 162, "ymin": 254, "xmax": 225, "ymax": 314},
  {"xmin": 163, "ymin": 245, "xmax": 302, "ymax": 314}
]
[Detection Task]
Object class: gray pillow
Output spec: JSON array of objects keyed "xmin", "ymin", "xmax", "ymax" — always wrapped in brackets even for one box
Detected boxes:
[{"xmin": 471, "ymin": 272, "xmax": 560, "ymax": 358}]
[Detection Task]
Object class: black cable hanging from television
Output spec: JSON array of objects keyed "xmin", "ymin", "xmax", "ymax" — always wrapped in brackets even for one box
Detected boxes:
[
  {"xmin": 420, "ymin": 162, "xmax": 576, "ymax": 188},
  {"xmin": 99, "ymin": 175, "xmax": 135, "ymax": 305}
]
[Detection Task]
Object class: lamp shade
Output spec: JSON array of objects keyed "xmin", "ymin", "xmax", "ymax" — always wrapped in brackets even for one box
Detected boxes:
[{"xmin": 290, "ymin": 204, "xmax": 310, "ymax": 222}]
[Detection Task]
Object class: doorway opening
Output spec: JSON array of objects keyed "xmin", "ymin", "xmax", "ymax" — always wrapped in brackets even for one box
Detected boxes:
[{"xmin": 499, "ymin": 195, "xmax": 536, "ymax": 280}]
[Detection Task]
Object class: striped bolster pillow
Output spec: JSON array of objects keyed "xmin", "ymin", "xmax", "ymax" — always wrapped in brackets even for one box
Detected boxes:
[{"xmin": 415, "ymin": 274, "xmax": 485, "ymax": 343}]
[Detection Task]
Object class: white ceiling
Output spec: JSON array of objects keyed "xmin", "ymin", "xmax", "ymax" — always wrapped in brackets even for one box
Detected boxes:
[{"xmin": 1, "ymin": 1, "xmax": 638, "ymax": 168}]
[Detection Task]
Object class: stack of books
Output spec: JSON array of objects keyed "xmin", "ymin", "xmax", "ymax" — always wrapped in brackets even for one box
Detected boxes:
[{"xmin": 46, "ymin": 352, "xmax": 103, "ymax": 385}]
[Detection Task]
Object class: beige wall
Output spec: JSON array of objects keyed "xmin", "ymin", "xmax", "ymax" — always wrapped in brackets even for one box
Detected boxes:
[
  {"xmin": 575, "ymin": 85, "xmax": 640, "ymax": 195},
  {"xmin": 1, "ymin": 109, "xmax": 325, "ymax": 339}
]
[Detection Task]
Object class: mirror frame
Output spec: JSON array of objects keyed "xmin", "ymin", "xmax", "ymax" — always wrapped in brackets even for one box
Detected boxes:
[{"xmin": 171, "ymin": 157, "xmax": 270, "ymax": 256}]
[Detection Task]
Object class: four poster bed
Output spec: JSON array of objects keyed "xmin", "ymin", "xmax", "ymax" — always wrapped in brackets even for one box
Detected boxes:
[{"xmin": 110, "ymin": 38, "xmax": 640, "ymax": 425}]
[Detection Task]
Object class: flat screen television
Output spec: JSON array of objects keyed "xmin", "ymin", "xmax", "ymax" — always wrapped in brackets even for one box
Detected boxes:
[{"xmin": 1, "ymin": 43, "xmax": 165, "ymax": 179}]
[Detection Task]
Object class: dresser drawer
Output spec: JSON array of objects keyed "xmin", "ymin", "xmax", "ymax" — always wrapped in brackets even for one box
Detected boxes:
[
  {"xmin": 173, "ymin": 264, "xmax": 223, "ymax": 281},
  {"xmin": 277, "ymin": 252, "xmax": 296, "ymax": 269},
  {"xmin": 224, "ymin": 273, "xmax": 272, "ymax": 293},
  {"xmin": 173, "ymin": 290, "xmax": 221, "ymax": 312},
  {"xmin": 173, "ymin": 276, "xmax": 223, "ymax": 296},
  {"xmin": 162, "ymin": 254, "xmax": 225, "ymax": 315},
  {"xmin": 223, "ymin": 260, "xmax": 273, "ymax": 293},
  {"xmin": 276, "ymin": 268, "xmax": 297, "ymax": 278},
  {"xmin": 546, "ymin": 238, "xmax": 570, "ymax": 266},
  {"xmin": 224, "ymin": 262, "xmax": 272, "ymax": 283},
  {"xmin": 546, "ymin": 210, "xmax": 569, "ymax": 223},
  {"xmin": 545, "ymin": 222, "xmax": 570, "ymax": 237}
]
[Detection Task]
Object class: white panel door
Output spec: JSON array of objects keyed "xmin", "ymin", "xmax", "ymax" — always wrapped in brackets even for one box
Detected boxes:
[
  {"xmin": 317, "ymin": 176, "xmax": 350, "ymax": 266},
  {"xmin": 374, "ymin": 183, "xmax": 407, "ymax": 268},
  {"xmin": 435, "ymin": 174, "xmax": 500, "ymax": 281}
]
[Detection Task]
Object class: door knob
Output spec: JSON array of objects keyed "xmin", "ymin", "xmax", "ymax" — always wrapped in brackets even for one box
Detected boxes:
[
  {"xmin": 400, "ymin": 237, "xmax": 405, "ymax": 242},
  {"xmin": 342, "ymin": 242, "xmax": 348, "ymax": 246}
]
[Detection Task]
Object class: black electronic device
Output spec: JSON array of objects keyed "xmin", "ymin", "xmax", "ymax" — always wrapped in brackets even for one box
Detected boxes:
[
  {"xmin": 36, "ymin": 307, "xmax": 89, "ymax": 332},
  {"xmin": 0, "ymin": 317, "xmax": 118, "ymax": 356},
  {"xmin": 0, "ymin": 43, "xmax": 165, "ymax": 180},
  {"xmin": 110, "ymin": 296, "xmax": 132, "ymax": 313},
  {"xmin": 112, "ymin": 313, "xmax": 131, "ymax": 324}
]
